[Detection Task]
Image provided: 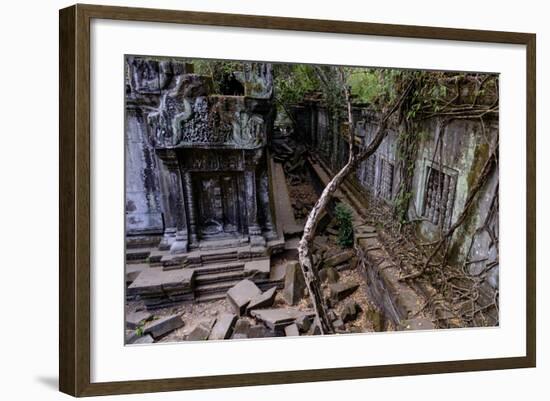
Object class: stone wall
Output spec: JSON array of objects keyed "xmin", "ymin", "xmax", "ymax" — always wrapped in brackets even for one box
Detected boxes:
[
  {"xmin": 125, "ymin": 57, "xmax": 194, "ymax": 235},
  {"xmin": 292, "ymin": 101, "xmax": 499, "ymax": 325}
]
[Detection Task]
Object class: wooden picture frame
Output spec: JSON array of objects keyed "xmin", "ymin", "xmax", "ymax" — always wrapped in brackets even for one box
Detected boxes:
[{"xmin": 59, "ymin": 3, "xmax": 536, "ymax": 397}]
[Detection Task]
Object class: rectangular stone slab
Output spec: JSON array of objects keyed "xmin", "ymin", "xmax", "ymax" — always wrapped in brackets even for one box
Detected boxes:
[
  {"xmin": 231, "ymin": 318, "xmax": 252, "ymax": 339},
  {"xmin": 226, "ymin": 279, "xmax": 262, "ymax": 315},
  {"xmin": 209, "ymin": 313, "xmax": 238, "ymax": 340},
  {"xmin": 329, "ymin": 281, "xmax": 360, "ymax": 301},
  {"xmin": 126, "ymin": 310, "xmax": 152, "ymax": 330},
  {"xmin": 324, "ymin": 250, "xmax": 355, "ymax": 268},
  {"xmin": 283, "ymin": 261, "xmax": 306, "ymax": 306},
  {"xmin": 284, "ymin": 323, "xmax": 300, "ymax": 337},
  {"xmin": 128, "ymin": 268, "xmax": 195, "ymax": 297},
  {"xmin": 131, "ymin": 334, "xmax": 155, "ymax": 344},
  {"xmin": 186, "ymin": 323, "xmax": 212, "ymax": 341},
  {"xmin": 144, "ymin": 315, "xmax": 184, "ymax": 339},
  {"xmin": 247, "ymin": 287, "xmax": 277, "ymax": 312},
  {"xmin": 250, "ymin": 308, "xmax": 316, "ymax": 331}
]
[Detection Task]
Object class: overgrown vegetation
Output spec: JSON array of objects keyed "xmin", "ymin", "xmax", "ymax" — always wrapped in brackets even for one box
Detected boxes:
[
  {"xmin": 184, "ymin": 59, "xmax": 500, "ymax": 328},
  {"xmin": 334, "ymin": 203, "xmax": 354, "ymax": 248},
  {"xmin": 191, "ymin": 59, "xmax": 244, "ymax": 94}
]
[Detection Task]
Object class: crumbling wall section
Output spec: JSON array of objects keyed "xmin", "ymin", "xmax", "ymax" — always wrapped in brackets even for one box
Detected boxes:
[
  {"xmin": 292, "ymin": 100, "xmax": 499, "ymax": 325},
  {"xmin": 125, "ymin": 57, "xmax": 194, "ymax": 235}
]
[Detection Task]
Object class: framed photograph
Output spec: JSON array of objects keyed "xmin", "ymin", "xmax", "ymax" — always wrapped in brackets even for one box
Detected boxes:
[{"xmin": 59, "ymin": 4, "xmax": 536, "ymax": 397}]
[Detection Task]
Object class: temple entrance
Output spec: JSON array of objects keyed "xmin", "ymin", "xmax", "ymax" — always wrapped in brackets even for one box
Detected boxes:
[{"xmin": 194, "ymin": 172, "xmax": 245, "ymax": 240}]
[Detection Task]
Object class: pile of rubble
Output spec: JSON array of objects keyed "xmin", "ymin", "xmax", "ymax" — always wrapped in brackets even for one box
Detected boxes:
[
  {"xmin": 125, "ymin": 220, "xmax": 392, "ymax": 343},
  {"xmin": 270, "ymin": 125, "xmax": 309, "ymax": 185},
  {"xmin": 126, "ymin": 260, "xmax": 321, "ymax": 344},
  {"xmin": 310, "ymin": 223, "xmax": 388, "ymax": 333}
]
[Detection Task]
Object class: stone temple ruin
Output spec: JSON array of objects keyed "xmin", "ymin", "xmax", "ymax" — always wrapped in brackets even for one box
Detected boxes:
[
  {"xmin": 125, "ymin": 58, "xmax": 499, "ymax": 344},
  {"xmin": 126, "ymin": 57, "xmax": 278, "ymax": 255}
]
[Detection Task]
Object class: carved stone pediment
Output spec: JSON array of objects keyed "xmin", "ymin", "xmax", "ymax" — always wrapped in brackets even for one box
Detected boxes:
[{"xmin": 148, "ymin": 80, "xmax": 269, "ymax": 149}]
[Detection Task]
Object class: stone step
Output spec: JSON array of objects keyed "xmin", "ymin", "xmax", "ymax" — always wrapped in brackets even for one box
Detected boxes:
[
  {"xmin": 126, "ymin": 249, "xmax": 151, "ymax": 264},
  {"xmin": 195, "ymin": 293, "xmax": 227, "ymax": 303},
  {"xmin": 201, "ymin": 250, "xmax": 240, "ymax": 264},
  {"xmin": 195, "ymin": 279, "xmax": 243, "ymax": 296},
  {"xmin": 194, "ymin": 280, "xmax": 284, "ymax": 304},
  {"xmin": 195, "ymin": 270, "xmax": 248, "ymax": 286},
  {"xmin": 195, "ymin": 276, "xmax": 284, "ymax": 296},
  {"xmin": 194, "ymin": 261, "xmax": 245, "ymax": 276}
]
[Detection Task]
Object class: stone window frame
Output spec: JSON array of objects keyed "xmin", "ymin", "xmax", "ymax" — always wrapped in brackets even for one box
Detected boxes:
[
  {"xmin": 376, "ymin": 155, "xmax": 395, "ymax": 202},
  {"xmin": 358, "ymin": 153, "xmax": 378, "ymax": 194},
  {"xmin": 419, "ymin": 159, "xmax": 459, "ymax": 229}
]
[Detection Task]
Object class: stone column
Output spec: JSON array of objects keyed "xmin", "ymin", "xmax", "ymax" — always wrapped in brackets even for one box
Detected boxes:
[
  {"xmin": 258, "ymin": 168, "xmax": 277, "ymax": 240},
  {"xmin": 244, "ymin": 150, "xmax": 266, "ymax": 248},
  {"xmin": 156, "ymin": 149, "xmax": 188, "ymax": 254},
  {"xmin": 182, "ymin": 171, "xmax": 199, "ymax": 246}
]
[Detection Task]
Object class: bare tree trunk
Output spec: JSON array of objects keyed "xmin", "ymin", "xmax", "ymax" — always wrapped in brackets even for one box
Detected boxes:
[{"xmin": 297, "ymin": 75, "xmax": 413, "ymax": 334}]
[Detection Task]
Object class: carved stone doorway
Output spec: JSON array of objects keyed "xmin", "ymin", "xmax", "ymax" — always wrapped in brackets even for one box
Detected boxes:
[{"xmin": 194, "ymin": 172, "xmax": 246, "ymax": 241}]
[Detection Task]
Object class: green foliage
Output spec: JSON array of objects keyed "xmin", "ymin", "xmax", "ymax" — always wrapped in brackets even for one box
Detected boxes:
[
  {"xmin": 334, "ymin": 203, "xmax": 354, "ymax": 248},
  {"xmin": 135, "ymin": 325, "xmax": 144, "ymax": 337},
  {"xmin": 394, "ymin": 190, "xmax": 413, "ymax": 224},
  {"xmin": 192, "ymin": 60, "xmax": 243, "ymax": 93},
  {"xmin": 273, "ymin": 64, "xmax": 319, "ymax": 105},
  {"xmin": 346, "ymin": 69, "xmax": 381, "ymax": 104}
]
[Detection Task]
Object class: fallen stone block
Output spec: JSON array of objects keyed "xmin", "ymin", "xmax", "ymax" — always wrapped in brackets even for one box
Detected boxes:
[
  {"xmin": 144, "ymin": 315, "xmax": 184, "ymax": 339},
  {"xmin": 341, "ymin": 301, "xmax": 361, "ymax": 323},
  {"xmin": 232, "ymin": 318, "xmax": 251, "ymax": 339},
  {"xmin": 329, "ymin": 281, "xmax": 359, "ymax": 302},
  {"xmin": 247, "ymin": 287, "xmax": 277, "ymax": 312},
  {"xmin": 131, "ymin": 334, "xmax": 155, "ymax": 344},
  {"xmin": 283, "ymin": 261, "xmax": 306, "ymax": 306},
  {"xmin": 284, "ymin": 323, "xmax": 300, "ymax": 337},
  {"xmin": 248, "ymin": 324, "xmax": 276, "ymax": 338},
  {"xmin": 187, "ymin": 322, "xmax": 212, "ymax": 341},
  {"xmin": 126, "ymin": 311, "xmax": 152, "ymax": 330},
  {"xmin": 334, "ymin": 256, "xmax": 358, "ymax": 272},
  {"xmin": 295, "ymin": 315, "xmax": 312, "ymax": 332},
  {"xmin": 226, "ymin": 279, "xmax": 262, "ymax": 316},
  {"xmin": 313, "ymin": 235, "xmax": 330, "ymax": 252},
  {"xmin": 251, "ymin": 308, "xmax": 315, "ymax": 332},
  {"xmin": 333, "ymin": 318, "xmax": 345, "ymax": 331},
  {"xmin": 209, "ymin": 313, "xmax": 238, "ymax": 340},
  {"xmin": 324, "ymin": 250, "xmax": 354, "ymax": 268},
  {"xmin": 125, "ymin": 330, "xmax": 140, "ymax": 344},
  {"xmin": 319, "ymin": 266, "xmax": 340, "ymax": 284},
  {"xmin": 126, "ymin": 270, "xmax": 142, "ymax": 286}
]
